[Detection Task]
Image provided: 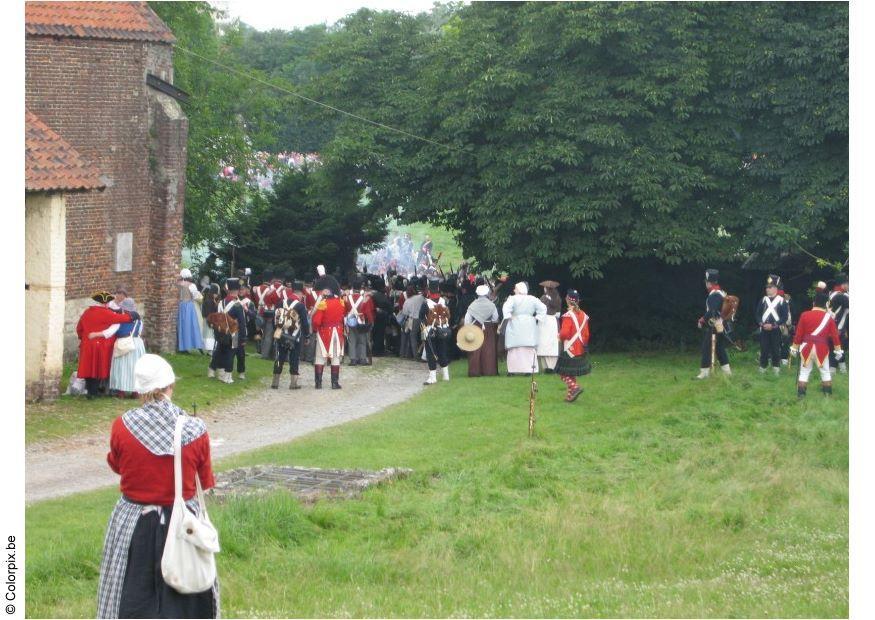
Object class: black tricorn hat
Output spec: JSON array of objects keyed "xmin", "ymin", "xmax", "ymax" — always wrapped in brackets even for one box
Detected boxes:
[{"xmin": 705, "ymin": 269, "xmax": 719, "ymax": 283}]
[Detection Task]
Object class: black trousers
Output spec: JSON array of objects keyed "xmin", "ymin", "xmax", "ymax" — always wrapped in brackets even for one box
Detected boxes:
[
  {"xmin": 425, "ymin": 336, "xmax": 449, "ymax": 370},
  {"xmin": 118, "ymin": 509, "xmax": 215, "ymax": 619},
  {"xmin": 700, "ymin": 329, "xmax": 728, "ymax": 368},
  {"xmin": 372, "ymin": 315, "xmax": 387, "ymax": 356},
  {"xmin": 759, "ymin": 328, "xmax": 782, "ymax": 368},
  {"xmin": 209, "ymin": 339, "xmax": 234, "ymax": 372},
  {"xmin": 274, "ymin": 340, "xmax": 302, "ymax": 375},
  {"xmin": 233, "ymin": 344, "xmax": 246, "ymax": 373}
]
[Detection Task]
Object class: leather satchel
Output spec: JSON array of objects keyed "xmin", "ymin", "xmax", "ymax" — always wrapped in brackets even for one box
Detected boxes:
[{"xmin": 160, "ymin": 415, "xmax": 220, "ymax": 594}]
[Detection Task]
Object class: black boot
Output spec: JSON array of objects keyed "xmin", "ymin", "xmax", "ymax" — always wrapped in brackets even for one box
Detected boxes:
[
  {"xmin": 271, "ymin": 373, "xmax": 281, "ymax": 389},
  {"xmin": 797, "ymin": 384, "xmax": 807, "ymax": 399},
  {"xmin": 331, "ymin": 365, "xmax": 341, "ymax": 389},
  {"xmin": 822, "ymin": 384, "xmax": 833, "ymax": 396},
  {"xmin": 314, "ymin": 365, "xmax": 324, "ymax": 389}
]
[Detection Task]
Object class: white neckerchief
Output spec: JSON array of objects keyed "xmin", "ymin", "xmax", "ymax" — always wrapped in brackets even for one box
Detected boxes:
[{"xmin": 761, "ymin": 295, "xmax": 782, "ymax": 323}]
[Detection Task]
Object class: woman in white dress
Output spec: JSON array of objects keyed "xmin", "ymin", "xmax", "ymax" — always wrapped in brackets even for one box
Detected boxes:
[
  {"xmin": 502, "ymin": 282, "xmax": 548, "ymax": 375},
  {"xmin": 537, "ymin": 280, "xmax": 562, "ymax": 372}
]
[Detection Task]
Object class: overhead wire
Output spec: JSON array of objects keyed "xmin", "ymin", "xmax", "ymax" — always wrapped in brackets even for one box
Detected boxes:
[{"xmin": 175, "ymin": 45, "xmax": 466, "ymax": 154}]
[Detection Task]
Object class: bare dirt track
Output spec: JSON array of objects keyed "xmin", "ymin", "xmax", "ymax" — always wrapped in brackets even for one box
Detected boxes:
[{"xmin": 26, "ymin": 358, "xmax": 428, "ymax": 503}]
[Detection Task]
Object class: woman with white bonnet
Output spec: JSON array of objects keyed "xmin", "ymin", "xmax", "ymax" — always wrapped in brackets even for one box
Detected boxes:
[
  {"xmin": 107, "ymin": 297, "xmax": 145, "ymax": 398},
  {"xmin": 463, "ymin": 284, "xmax": 500, "ymax": 376},
  {"xmin": 97, "ymin": 354, "xmax": 218, "ymax": 618},
  {"xmin": 502, "ymin": 282, "xmax": 548, "ymax": 376},
  {"xmin": 177, "ymin": 268, "xmax": 205, "ymax": 353}
]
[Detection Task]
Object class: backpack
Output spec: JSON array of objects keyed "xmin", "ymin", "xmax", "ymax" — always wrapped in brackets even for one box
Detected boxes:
[{"xmin": 425, "ymin": 302, "xmax": 451, "ymax": 339}]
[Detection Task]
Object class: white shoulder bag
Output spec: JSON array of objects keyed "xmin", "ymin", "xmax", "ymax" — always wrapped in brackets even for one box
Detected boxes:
[{"xmin": 161, "ymin": 414, "xmax": 220, "ymax": 594}]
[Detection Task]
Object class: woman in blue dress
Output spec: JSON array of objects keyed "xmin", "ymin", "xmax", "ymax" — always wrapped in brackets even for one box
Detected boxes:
[
  {"xmin": 108, "ymin": 298, "xmax": 146, "ymax": 397},
  {"xmin": 177, "ymin": 268, "xmax": 205, "ymax": 352}
]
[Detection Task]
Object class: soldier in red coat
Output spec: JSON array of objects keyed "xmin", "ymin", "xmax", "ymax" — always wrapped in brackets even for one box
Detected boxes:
[
  {"xmin": 76, "ymin": 291, "xmax": 132, "ymax": 398},
  {"xmin": 790, "ymin": 289, "xmax": 844, "ymax": 397},
  {"xmin": 311, "ymin": 273, "xmax": 346, "ymax": 389}
]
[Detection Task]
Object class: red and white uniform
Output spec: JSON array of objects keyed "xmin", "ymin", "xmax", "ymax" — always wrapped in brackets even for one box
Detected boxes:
[
  {"xmin": 345, "ymin": 290, "xmax": 375, "ymax": 326},
  {"xmin": 792, "ymin": 306, "xmax": 842, "ymax": 367},
  {"xmin": 311, "ymin": 296, "xmax": 347, "ymax": 360},
  {"xmin": 559, "ymin": 309, "xmax": 590, "ymax": 357},
  {"xmin": 263, "ymin": 285, "xmax": 298, "ymax": 308},
  {"xmin": 252, "ymin": 282, "xmax": 271, "ymax": 313},
  {"xmin": 304, "ymin": 287, "xmax": 323, "ymax": 316}
]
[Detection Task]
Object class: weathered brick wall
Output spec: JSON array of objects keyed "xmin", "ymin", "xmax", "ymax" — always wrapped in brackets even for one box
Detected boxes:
[{"xmin": 25, "ymin": 36, "xmax": 187, "ymax": 357}]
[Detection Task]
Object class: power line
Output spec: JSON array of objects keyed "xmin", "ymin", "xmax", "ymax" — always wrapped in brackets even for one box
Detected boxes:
[{"xmin": 175, "ymin": 45, "xmax": 465, "ymax": 153}]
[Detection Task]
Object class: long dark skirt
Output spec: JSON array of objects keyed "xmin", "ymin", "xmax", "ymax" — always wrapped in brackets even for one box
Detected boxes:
[
  {"xmin": 467, "ymin": 323, "xmax": 499, "ymax": 377},
  {"xmin": 553, "ymin": 351, "xmax": 591, "ymax": 377},
  {"xmin": 118, "ymin": 508, "xmax": 216, "ymax": 619}
]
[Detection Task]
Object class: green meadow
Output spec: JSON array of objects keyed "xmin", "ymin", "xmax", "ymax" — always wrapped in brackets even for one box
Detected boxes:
[{"xmin": 26, "ymin": 353, "xmax": 847, "ymax": 617}]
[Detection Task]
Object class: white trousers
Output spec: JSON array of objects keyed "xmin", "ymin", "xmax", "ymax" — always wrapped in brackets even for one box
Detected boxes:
[
  {"xmin": 798, "ymin": 356, "xmax": 831, "ymax": 383},
  {"xmin": 315, "ymin": 350, "xmax": 341, "ymax": 366}
]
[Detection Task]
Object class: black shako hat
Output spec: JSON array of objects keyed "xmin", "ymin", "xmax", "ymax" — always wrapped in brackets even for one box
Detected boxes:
[
  {"xmin": 428, "ymin": 278, "xmax": 442, "ymax": 294},
  {"xmin": 814, "ymin": 290, "xmax": 830, "ymax": 308},
  {"xmin": 705, "ymin": 269, "xmax": 719, "ymax": 284},
  {"xmin": 566, "ymin": 288, "xmax": 581, "ymax": 303},
  {"xmin": 315, "ymin": 274, "xmax": 341, "ymax": 296},
  {"xmin": 225, "ymin": 277, "xmax": 241, "ymax": 292},
  {"xmin": 835, "ymin": 272, "xmax": 848, "ymax": 285},
  {"xmin": 765, "ymin": 274, "xmax": 781, "ymax": 288}
]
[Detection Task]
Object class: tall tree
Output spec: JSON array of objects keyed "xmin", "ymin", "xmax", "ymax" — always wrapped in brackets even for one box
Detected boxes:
[
  {"xmin": 149, "ymin": 1, "xmax": 278, "ymax": 248},
  {"xmin": 304, "ymin": 1, "xmax": 847, "ymax": 278}
]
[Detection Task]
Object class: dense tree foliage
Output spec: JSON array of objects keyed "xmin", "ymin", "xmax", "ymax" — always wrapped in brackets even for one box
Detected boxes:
[
  {"xmin": 300, "ymin": 1, "xmax": 847, "ymax": 278},
  {"xmin": 210, "ymin": 166, "xmax": 388, "ymax": 279},
  {"xmin": 149, "ymin": 1, "xmax": 276, "ymax": 247}
]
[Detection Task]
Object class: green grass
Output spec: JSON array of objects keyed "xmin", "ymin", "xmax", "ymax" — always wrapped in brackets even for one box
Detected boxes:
[
  {"xmin": 25, "ymin": 347, "xmax": 275, "ymax": 444},
  {"xmin": 386, "ymin": 220, "xmax": 469, "ymax": 269},
  {"xmin": 26, "ymin": 353, "xmax": 848, "ymax": 617}
]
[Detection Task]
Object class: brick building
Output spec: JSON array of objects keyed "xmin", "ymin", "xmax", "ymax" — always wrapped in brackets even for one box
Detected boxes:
[{"xmin": 25, "ymin": 2, "xmax": 189, "ymax": 398}]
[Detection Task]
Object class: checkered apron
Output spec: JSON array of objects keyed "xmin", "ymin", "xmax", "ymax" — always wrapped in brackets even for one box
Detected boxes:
[{"xmin": 96, "ymin": 400, "xmax": 220, "ymax": 618}]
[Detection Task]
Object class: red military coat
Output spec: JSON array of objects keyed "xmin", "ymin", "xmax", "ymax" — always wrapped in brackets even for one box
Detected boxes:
[
  {"xmin": 76, "ymin": 306, "xmax": 132, "ymax": 379},
  {"xmin": 311, "ymin": 296, "xmax": 347, "ymax": 357},
  {"xmin": 793, "ymin": 307, "xmax": 842, "ymax": 366},
  {"xmin": 263, "ymin": 286, "xmax": 298, "ymax": 308},
  {"xmin": 345, "ymin": 292, "xmax": 375, "ymax": 325},
  {"xmin": 558, "ymin": 309, "xmax": 590, "ymax": 357}
]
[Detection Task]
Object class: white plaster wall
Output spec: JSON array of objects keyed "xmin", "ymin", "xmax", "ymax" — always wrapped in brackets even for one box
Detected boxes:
[{"xmin": 25, "ymin": 193, "xmax": 66, "ymax": 399}]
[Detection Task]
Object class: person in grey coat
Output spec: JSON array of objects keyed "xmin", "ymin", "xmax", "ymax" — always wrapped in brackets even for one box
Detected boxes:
[{"xmin": 502, "ymin": 282, "xmax": 547, "ymax": 375}]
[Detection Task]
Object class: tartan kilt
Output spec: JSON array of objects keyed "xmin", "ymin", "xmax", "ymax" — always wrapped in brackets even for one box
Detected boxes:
[{"xmin": 554, "ymin": 351, "xmax": 591, "ymax": 376}]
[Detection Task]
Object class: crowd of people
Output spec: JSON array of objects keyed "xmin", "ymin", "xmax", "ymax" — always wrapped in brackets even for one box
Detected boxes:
[
  {"xmin": 357, "ymin": 232, "xmax": 441, "ymax": 277},
  {"xmin": 84, "ymin": 263, "xmax": 849, "ymax": 619},
  {"xmin": 695, "ymin": 269, "xmax": 849, "ymax": 397}
]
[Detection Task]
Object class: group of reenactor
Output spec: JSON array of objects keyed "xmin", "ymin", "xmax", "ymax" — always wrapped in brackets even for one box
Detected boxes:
[{"xmin": 696, "ymin": 268, "xmax": 849, "ymax": 397}]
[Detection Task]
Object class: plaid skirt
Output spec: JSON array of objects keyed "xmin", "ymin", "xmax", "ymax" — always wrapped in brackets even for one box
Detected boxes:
[{"xmin": 554, "ymin": 351, "xmax": 591, "ymax": 376}]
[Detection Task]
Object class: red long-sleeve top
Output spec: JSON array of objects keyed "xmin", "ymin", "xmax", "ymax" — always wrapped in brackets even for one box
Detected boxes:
[
  {"xmin": 559, "ymin": 309, "xmax": 590, "ymax": 357},
  {"xmin": 107, "ymin": 417, "xmax": 215, "ymax": 505}
]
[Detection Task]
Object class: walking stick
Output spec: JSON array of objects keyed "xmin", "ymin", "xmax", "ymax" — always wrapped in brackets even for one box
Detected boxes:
[
  {"xmin": 710, "ymin": 331, "xmax": 716, "ymax": 373},
  {"xmin": 528, "ymin": 350, "xmax": 538, "ymax": 437}
]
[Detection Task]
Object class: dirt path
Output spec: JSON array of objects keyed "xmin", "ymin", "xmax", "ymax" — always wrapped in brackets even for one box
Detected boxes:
[{"xmin": 26, "ymin": 358, "xmax": 428, "ymax": 503}]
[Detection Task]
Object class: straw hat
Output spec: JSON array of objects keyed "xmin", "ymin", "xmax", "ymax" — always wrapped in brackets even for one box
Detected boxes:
[{"xmin": 456, "ymin": 324, "xmax": 485, "ymax": 352}]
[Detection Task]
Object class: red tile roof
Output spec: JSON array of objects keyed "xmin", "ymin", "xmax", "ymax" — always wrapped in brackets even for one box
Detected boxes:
[
  {"xmin": 25, "ymin": 1, "xmax": 175, "ymax": 43},
  {"xmin": 26, "ymin": 110, "xmax": 105, "ymax": 193}
]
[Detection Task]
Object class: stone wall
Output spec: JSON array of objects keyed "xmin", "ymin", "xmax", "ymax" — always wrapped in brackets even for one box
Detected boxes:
[{"xmin": 25, "ymin": 36, "xmax": 187, "ymax": 360}]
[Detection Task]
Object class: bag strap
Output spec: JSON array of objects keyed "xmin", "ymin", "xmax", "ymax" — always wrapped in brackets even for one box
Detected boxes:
[{"xmin": 173, "ymin": 414, "xmax": 185, "ymax": 501}]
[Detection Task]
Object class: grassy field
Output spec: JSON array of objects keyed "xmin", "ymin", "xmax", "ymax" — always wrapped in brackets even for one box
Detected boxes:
[
  {"xmin": 25, "ymin": 347, "xmax": 275, "ymax": 444},
  {"xmin": 385, "ymin": 220, "xmax": 470, "ymax": 270},
  {"xmin": 26, "ymin": 353, "xmax": 847, "ymax": 617}
]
